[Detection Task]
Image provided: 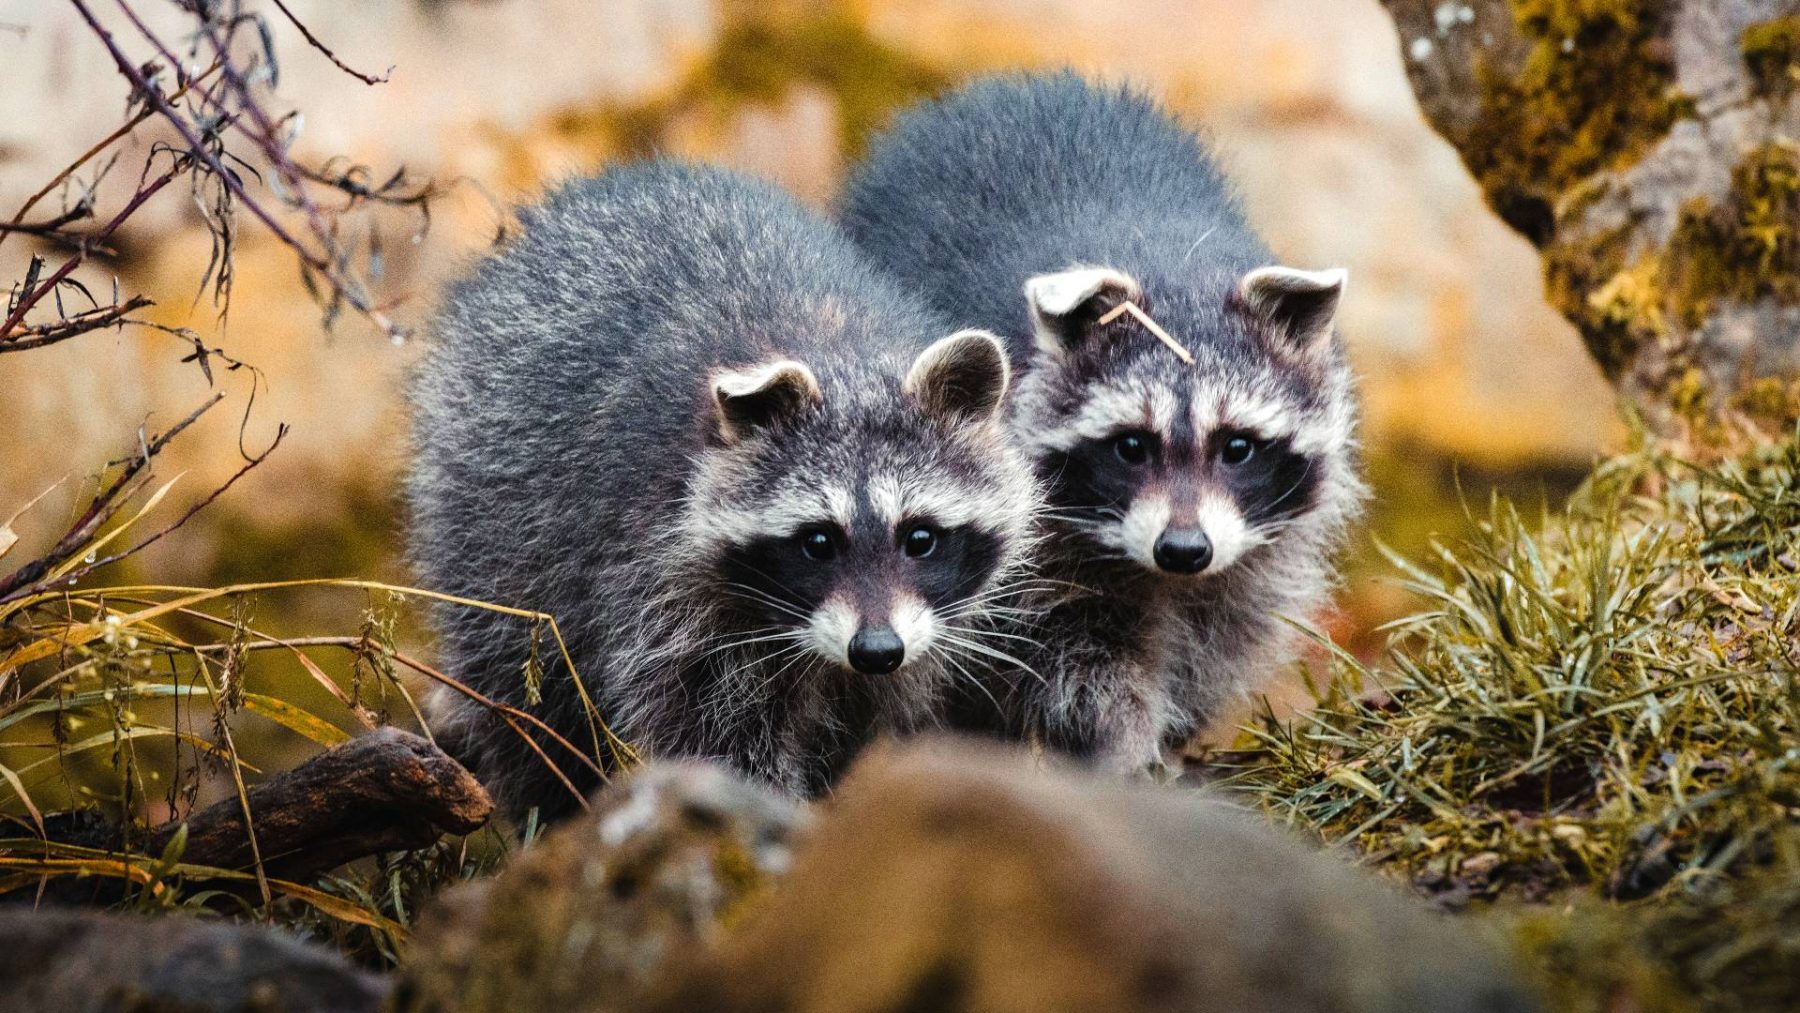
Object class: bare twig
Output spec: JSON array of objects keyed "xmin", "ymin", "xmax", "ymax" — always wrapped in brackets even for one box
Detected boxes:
[
  {"xmin": 3, "ymin": 61, "xmax": 221, "ymax": 236},
  {"xmin": 0, "ymin": 162, "xmax": 181, "ymax": 341},
  {"xmin": 1098, "ymin": 300, "xmax": 1196, "ymax": 365},
  {"xmin": 31, "ymin": 424, "xmax": 290, "ymax": 600},
  {"xmin": 0, "ymin": 395, "xmax": 221, "ymax": 603},
  {"xmin": 0, "ymin": 297, "xmax": 150, "ymax": 354},
  {"xmin": 269, "ymin": 0, "xmax": 393, "ymax": 86},
  {"xmin": 72, "ymin": 0, "xmax": 326, "ymax": 278}
]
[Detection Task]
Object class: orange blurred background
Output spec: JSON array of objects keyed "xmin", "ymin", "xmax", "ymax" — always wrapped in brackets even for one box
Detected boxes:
[{"xmin": 0, "ymin": 0, "xmax": 1620, "ymax": 715}]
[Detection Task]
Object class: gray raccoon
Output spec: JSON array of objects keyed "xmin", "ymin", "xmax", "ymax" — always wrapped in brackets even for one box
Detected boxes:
[
  {"xmin": 840, "ymin": 73, "xmax": 1366, "ymax": 772},
  {"xmin": 408, "ymin": 162, "xmax": 1039, "ymax": 823}
]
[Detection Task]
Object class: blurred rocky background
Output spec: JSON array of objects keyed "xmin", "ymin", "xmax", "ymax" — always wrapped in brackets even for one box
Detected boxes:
[{"xmin": 0, "ymin": 0, "xmax": 1620, "ymax": 713}]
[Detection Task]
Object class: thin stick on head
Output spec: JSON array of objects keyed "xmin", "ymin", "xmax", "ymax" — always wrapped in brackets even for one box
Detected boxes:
[{"xmin": 1098, "ymin": 300, "xmax": 1195, "ymax": 365}]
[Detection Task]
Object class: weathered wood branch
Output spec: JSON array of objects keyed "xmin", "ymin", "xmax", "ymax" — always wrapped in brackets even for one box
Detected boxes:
[
  {"xmin": 19, "ymin": 728, "xmax": 491, "ymax": 907},
  {"xmin": 1382, "ymin": 0, "xmax": 1800, "ymax": 432},
  {"xmin": 149, "ymin": 727, "xmax": 492, "ymax": 884}
]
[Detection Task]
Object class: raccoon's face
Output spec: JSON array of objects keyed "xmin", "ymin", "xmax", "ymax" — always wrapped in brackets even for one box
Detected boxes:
[
  {"xmin": 689, "ymin": 330, "xmax": 1037, "ymax": 678},
  {"xmin": 1015, "ymin": 263, "xmax": 1356, "ymax": 579}
]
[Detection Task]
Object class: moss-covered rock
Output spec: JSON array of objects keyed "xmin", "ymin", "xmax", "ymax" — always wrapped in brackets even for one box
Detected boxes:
[
  {"xmin": 1512, "ymin": 859, "xmax": 1800, "ymax": 1011},
  {"xmin": 0, "ymin": 908, "xmax": 387, "ymax": 1013},
  {"xmin": 1461, "ymin": 0, "xmax": 1690, "ymax": 242},
  {"xmin": 1383, "ymin": 0, "xmax": 1800, "ymax": 434},
  {"xmin": 392, "ymin": 762, "xmax": 807, "ymax": 1013},
  {"xmin": 1740, "ymin": 15, "xmax": 1800, "ymax": 96},
  {"xmin": 644, "ymin": 740, "xmax": 1538, "ymax": 1013},
  {"xmin": 1666, "ymin": 142, "xmax": 1800, "ymax": 323}
]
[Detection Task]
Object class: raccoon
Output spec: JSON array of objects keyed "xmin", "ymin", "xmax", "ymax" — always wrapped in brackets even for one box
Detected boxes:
[
  {"xmin": 407, "ymin": 162, "xmax": 1039, "ymax": 824},
  {"xmin": 840, "ymin": 73, "xmax": 1366, "ymax": 773}
]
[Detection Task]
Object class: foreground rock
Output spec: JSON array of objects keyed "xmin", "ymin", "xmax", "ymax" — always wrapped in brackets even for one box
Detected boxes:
[
  {"xmin": 0, "ymin": 907, "xmax": 386, "ymax": 1012},
  {"xmin": 393, "ymin": 762, "xmax": 808, "ymax": 1012},
  {"xmin": 641, "ymin": 740, "xmax": 1539, "ymax": 1013}
]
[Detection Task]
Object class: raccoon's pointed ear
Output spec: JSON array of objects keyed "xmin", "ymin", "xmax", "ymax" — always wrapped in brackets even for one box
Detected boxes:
[
  {"xmin": 711, "ymin": 359, "xmax": 822, "ymax": 442},
  {"xmin": 1023, "ymin": 266, "xmax": 1141, "ymax": 356},
  {"xmin": 1239, "ymin": 266, "xmax": 1347, "ymax": 360},
  {"xmin": 904, "ymin": 328, "xmax": 1011, "ymax": 425}
]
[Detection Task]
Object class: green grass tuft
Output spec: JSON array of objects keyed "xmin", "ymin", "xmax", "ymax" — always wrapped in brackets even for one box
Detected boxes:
[{"xmin": 1228, "ymin": 426, "xmax": 1800, "ymax": 1009}]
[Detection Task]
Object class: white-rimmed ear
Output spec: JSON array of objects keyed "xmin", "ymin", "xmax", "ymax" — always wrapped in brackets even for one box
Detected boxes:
[
  {"xmin": 711, "ymin": 359, "xmax": 821, "ymax": 442},
  {"xmin": 1239, "ymin": 266, "xmax": 1347, "ymax": 360},
  {"xmin": 1023, "ymin": 266, "xmax": 1141, "ymax": 356},
  {"xmin": 904, "ymin": 328, "xmax": 1011, "ymax": 425}
]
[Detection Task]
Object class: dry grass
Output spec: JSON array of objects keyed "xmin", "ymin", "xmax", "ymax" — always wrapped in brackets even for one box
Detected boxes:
[
  {"xmin": 0, "ymin": 1, "xmax": 638, "ymax": 966},
  {"xmin": 1227, "ymin": 427, "xmax": 1800, "ymax": 1009},
  {"xmin": 0, "ymin": 511, "xmax": 631, "ymax": 965}
]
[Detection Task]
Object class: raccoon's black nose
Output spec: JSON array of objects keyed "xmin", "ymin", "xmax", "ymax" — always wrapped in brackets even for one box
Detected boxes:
[
  {"xmin": 847, "ymin": 628, "xmax": 906, "ymax": 674},
  {"xmin": 1153, "ymin": 527, "xmax": 1213, "ymax": 574}
]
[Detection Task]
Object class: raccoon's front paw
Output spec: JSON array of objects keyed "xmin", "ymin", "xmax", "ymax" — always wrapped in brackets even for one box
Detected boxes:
[
  {"xmin": 1141, "ymin": 756, "xmax": 1177, "ymax": 785},
  {"xmin": 1096, "ymin": 748, "xmax": 1172, "ymax": 784}
]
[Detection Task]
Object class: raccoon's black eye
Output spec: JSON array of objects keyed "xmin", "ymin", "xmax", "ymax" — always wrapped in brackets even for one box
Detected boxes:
[
  {"xmin": 902, "ymin": 525, "xmax": 938, "ymax": 559},
  {"xmin": 800, "ymin": 530, "xmax": 836, "ymax": 561},
  {"xmin": 1221, "ymin": 435, "xmax": 1257, "ymax": 466},
  {"xmin": 1113, "ymin": 432, "xmax": 1153, "ymax": 466}
]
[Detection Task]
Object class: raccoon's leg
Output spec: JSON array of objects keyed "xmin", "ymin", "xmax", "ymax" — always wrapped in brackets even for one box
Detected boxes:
[
  {"xmin": 1038, "ymin": 664, "xmax": 1169, "ymax": 780},
  {"xmin": 1091, "ymin": 672, "xmax": 1174, "ymax": 781}
]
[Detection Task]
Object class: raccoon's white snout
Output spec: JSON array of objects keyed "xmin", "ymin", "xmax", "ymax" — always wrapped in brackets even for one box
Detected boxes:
[
  {"xmin": 1193, "ymin": 494, "xmax": 1260, "ymax": 572},
  {"xmin": 807, "ymin": 594, "xmax": 938, "ymax": 674},
  {"xmin": 1120, "ymin": 492, "xmax": 1262, "ymax": 576}
]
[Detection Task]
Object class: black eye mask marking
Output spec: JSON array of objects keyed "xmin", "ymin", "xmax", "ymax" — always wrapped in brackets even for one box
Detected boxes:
[
  {"xmin": 1042, "ymin": 436, "xmax": 1152, "ymax": 520},
  {"xmin": 903, "ymin": 522, "xmax": 1003, "ymax": 611},
  {"xmin": 717, "ymin": 521, "xmax": 1006, "ymax": 624},
  {"xmin": 719, "ymin": 531, "xmax": 838, "ymax": 621},
  {"xmin": 1214, "ymin": 433, "xmax": 1319, "ymax": 526}
]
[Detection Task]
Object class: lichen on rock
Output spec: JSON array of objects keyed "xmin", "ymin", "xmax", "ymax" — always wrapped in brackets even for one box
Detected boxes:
[
  {"xmin": 1464, "ymin": 0, "xmax": 1691, "ymax": 242},
  {"xmin": 1383, "ymin": 0, "xmax": 1800, "ymax": 435},
  {"xmin": 392, "ymin": 763, "xmax": 809, "ymax": 1013},
  {"xmin": 1740, "ymin": 15, "xmax": 1800, "ymax": 96}
]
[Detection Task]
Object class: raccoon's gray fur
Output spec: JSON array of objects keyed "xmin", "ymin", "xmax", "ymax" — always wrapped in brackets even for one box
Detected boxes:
[
  {"xmin": 840, "ymin": 73, "xmax": 1365, "ymax": 772},
  {"xmin": 408, "ymin": 162, "xmax": 1039, "ymax": 823}
]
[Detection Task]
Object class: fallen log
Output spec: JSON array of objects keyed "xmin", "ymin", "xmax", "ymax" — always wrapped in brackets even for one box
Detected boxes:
[
  {"xmin": 12, "ymin": 727, "xmax": 492, "ymax": 905},
  {"xmin": 147, "ymin": 726, "xmax": 493, "ymax": 885}
]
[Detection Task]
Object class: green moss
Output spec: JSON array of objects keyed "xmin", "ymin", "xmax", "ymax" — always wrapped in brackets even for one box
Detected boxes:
[
  {"xmin": 1665, "ymin": 365, "xmax": 1710, "ymax": 422},
  {"xmin": 1510, "ymin": 858, "xmax": 1800, "ymax": 1011},
  {"xmin": 1542, "ymin": 222, "xmax": 1640, "ymax": 379},
  {"xmin": 1740, "ymin": 16, "xmax": 1800, "ymax": 96},
  {"xmin": 1545, "ymin": 141, "xmax": 1800, "ymax": 412},
  {"xmin": 1462, "ymin": 0, "xmax": 1691, "ymax": 243},
  {"xmin": 1738, "ymin": 376, "xmax": 1798, "ymax": 418},
  {"xmin": 1476, "ymin": 7, "xmax": 1796, "ymax": 421},
  {"xmin": 1509, "ymin": 902, "xmax": 1692, "ymax": 1012},
  {"xmin": 1666, "ymin": 141, "xmax": 1800, "ymax": 325},
  {"xmin": 603, "ymin": 5, "xmax": 944, "ymax": 162}
]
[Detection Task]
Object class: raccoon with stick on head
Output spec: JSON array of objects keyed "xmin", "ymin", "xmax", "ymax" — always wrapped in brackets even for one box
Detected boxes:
[
  {"xmin": 840, "ymin": 73, "xmax": 1366, "ymax": 774},
  {"xmin": 407, "ymin": 162, "xmax": 1039, "ymax": 825}
]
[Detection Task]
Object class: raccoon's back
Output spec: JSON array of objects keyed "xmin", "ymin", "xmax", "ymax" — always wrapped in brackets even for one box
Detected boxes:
[
  {"xmin": 418, "ymin": 163, "xmax": 915, "ymax": 468},
  {"xmin": 840, "ymin": 72, "xmax": 1265, "ymax": 347},
  {"xmin": 411, "ymin": 163, "xmax": 925, "ymax": 594}
]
